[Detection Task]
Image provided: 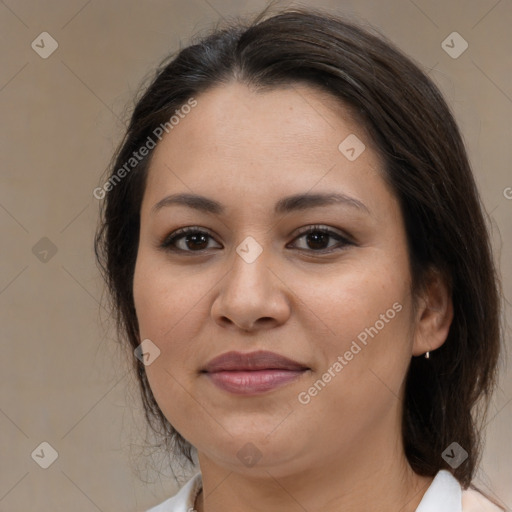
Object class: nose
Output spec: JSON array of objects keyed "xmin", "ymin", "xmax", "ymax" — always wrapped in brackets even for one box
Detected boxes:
[{"xmin": 211, "ymin": 244, "xmax": 291, "ymax": 332}]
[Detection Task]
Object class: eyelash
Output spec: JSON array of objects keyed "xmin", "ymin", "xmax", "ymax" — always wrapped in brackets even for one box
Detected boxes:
[{"xmin": 159, "ymin": 224, "xmax": 354, "ymax": 255}]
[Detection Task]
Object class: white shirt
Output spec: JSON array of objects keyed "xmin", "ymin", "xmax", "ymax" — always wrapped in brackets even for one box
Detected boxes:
[{"xmin": 146, "ymin": 469, "xmax": 503, "ymax": 512}]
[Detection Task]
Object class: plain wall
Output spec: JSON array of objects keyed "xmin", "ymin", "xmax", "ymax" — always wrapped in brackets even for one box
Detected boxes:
[{"xmin": 1, "ymin": 0, "xmax": 511, "ymax": 510}]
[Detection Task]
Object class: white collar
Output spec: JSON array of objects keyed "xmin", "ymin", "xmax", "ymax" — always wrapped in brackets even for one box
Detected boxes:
[{"xmin": 415, "ymin": 470, "xmax": 461, "ymax": 512}]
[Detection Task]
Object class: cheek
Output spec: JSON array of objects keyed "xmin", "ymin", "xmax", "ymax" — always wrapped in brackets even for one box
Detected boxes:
[
  {"xmin": 291, "ymin": 267, "xmax": 413, "ymax": 438},
  {"xmin": 132, "ymin": 266, "xmax": 193, "ymax": 440},
  {"xmin": 297, "ymin": 255, "xmax": 414, "ymax": 403},
  {"xmin": 132, "ymin": 250, "xmax": 214, "ymax": 417},
  {"xmin": 133, "ymin": 249, "xmax": 207, "ymax": 343},
  {"xmin": 296, "ymin": 257, "xmax": 410, "ymax": 346}
]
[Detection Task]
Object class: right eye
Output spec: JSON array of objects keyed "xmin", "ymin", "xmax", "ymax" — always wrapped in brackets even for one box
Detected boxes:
[{"xmin": 160, "ymin": 226, "xmax": 222, "ymax": 253}]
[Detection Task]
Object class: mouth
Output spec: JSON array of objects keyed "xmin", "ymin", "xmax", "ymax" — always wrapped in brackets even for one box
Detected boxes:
[{"xmin": 201, "ymin": 350, "xmax": 310, "ymax": 395}]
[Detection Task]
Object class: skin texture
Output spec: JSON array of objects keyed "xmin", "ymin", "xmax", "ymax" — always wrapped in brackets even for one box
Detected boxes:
[{"xmin": 133, "ymin": 82, "xmax": 453, "ymax": 512}]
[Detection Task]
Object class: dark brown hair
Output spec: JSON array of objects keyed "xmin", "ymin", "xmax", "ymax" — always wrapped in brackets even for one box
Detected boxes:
[{"xmin": 94, "ymin": 4, "xmax": 502, "ymax": 489}]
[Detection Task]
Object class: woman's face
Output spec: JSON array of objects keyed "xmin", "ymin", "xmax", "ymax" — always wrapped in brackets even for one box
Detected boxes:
[{"xmin": 133, "ymin": 82, "xmax": 427, "ymax": 477}]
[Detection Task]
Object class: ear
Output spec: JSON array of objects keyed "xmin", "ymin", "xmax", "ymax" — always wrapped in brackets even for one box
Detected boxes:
[{"xmin": 411, "ymin": 268, "xmax": 454, "ymax": 357}]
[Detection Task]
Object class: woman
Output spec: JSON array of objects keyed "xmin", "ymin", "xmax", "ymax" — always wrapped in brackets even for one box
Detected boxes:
[{"xmin": 94, "ymin": 5, "xmax": 505, "ymax": 511}]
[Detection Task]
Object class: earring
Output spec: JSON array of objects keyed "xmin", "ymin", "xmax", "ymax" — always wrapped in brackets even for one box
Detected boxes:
[{"xmin": 425, "ymin": 351, "xmax": 430, "ymax": 359}]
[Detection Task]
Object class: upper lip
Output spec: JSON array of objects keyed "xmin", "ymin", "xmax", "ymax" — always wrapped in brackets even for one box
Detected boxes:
[{"xmin": 202, "ymin": 350, "xmax": 309, "ymax": 373}]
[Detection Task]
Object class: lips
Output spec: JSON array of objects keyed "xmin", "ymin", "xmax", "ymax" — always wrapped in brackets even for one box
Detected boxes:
[
  {"xmin": 201, "ymin": 351, "xmax": 309, "ymax": 395},
  {"xmin": 202, "ymin": 350, "xmax": 309, "ymax": 373}
]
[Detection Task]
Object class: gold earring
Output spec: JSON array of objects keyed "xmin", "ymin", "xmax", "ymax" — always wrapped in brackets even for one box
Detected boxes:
[{"xmin": 425, "ymin": 351, "xmax": 430, "ymax": 359}]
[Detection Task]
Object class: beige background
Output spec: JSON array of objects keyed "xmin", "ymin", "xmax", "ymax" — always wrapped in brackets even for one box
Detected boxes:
[{"xmin": 1, "ymin": 0, "xmax": 511, "ymax": 510}]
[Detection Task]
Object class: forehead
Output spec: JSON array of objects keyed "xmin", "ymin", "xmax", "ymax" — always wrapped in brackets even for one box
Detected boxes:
[
  {"xmin": 153, "ymin": 81, "xmax": 367, "ymax": 158},
  {"xmin": 142, "ymin": 81, "xmax": 389, "ymax": 218}
]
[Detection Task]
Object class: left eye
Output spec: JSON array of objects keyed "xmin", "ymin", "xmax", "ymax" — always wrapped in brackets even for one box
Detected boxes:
[
  {"xmin": 290, "ymin": 226, "xmax": 352, "ymax": 252},
  {"xmin": 160, "ymin": 225, "xmax": 352, "ymax": 254}
]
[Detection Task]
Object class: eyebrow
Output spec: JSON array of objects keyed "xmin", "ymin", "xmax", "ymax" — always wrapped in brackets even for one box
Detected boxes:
[{"xmin": 151, "ymin": 191, "xmax": 370, "ymax": 216}]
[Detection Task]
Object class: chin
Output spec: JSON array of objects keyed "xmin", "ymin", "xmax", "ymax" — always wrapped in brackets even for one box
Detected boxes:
[{"xmin": 196, "ymin": 426, "xmax": 310, "ymax": 476}]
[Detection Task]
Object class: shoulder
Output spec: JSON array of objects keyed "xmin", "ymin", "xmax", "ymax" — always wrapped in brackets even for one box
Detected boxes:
[
  {"xmin": 461, "ymin": 487, "xmax": 505, "ymax": 512},
  {"xmin": 144, "ymin": 472, "xmax": 202, "ymax": 512}
]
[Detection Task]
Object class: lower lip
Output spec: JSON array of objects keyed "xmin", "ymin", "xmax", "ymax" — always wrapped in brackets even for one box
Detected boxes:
[{"xmin": 205, "ymin": 369, "xmax": 307, "ymax": 395}]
